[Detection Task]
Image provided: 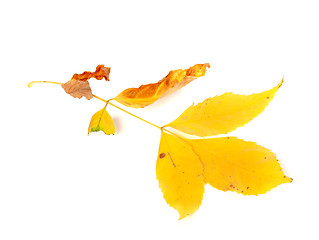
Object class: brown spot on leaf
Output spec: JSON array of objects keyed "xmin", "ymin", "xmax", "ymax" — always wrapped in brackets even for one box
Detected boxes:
[
  {"xmin": 159, "ymin": 153, "xmax": 166, "ymax": 159},
  {"xmin": 246, "ymin": 187, "xmax": 249, "ymax": 190},
  {"xmin": 278, "ymin": 79, "xmax": 284, "ymax": 88}
]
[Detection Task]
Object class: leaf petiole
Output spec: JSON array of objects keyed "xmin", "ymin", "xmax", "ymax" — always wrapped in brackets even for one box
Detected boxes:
[
  {"xmin": 27, "ymin": 80, "xmax": 180, "ymax": 137},
  {"xmin": 92, "ymin": 95, "xmax": 182, "ymax": 139},
  {"xmin": 92, "ymin": 94, "xmax": 162, "ymax": 130},
  {"xmin": 28, "ymin": 81, "xmax": 62, "ymax": 88}
]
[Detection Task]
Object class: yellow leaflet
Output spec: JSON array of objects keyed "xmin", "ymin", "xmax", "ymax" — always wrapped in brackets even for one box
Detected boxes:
[
  {"xmin": 114, "ymin": 63, "xmax": 210, "ymax": 108},
  {"xmin": 156, "ymin": 131, "xmax": 205, "ymax": 219},
  {"xmin": 166, "ymin": 79, "xmax": 283, "ymax": 136},
  {"xmin": 186, "ymin": 137, "xmax": 292, "ymax": 195},
  {"xmin": 88, "ymin": 106, "xmax": 115, "ymax": 135}
]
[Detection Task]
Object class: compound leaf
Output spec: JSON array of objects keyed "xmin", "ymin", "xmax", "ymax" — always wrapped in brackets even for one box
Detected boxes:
[
  {"xmin": 166, "ymin": 79, "xmax": 283, "ymax": 136},
  {"xmin": 114, "ymin": 63, "xmax": 210, "ymax": 108}
]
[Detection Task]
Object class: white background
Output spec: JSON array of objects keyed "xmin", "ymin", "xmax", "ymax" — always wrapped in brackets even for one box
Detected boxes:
[{"xmin": 1, "ymin": 0, "xmax": 318, "ymax": 239}]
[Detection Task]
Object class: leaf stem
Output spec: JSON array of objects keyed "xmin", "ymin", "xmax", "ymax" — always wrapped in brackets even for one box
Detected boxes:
[
  {"xmin": 92, "ymin": 94, "xmax": 183, "ymax": 139},
  {"xmin": 28, "ymin": 81, "xmax": 62, "ymax": 88},
  {"xmin": 92, "ymin": 95, "xmax": 202, "ymax": 168},
  {"xmin": 92, "ymin": 94, "xmax": 162, "ymax": 130},
  {"xmin": 28, "ymin": 80, "xmax": 188, "ymax": 141},
  {"xmin": 109, "ymin": 101, "xmax": 163, "ymax": 130},
  {"xmin": 28, "ymin": 82, "xmax": 182, "ymax": 138}
]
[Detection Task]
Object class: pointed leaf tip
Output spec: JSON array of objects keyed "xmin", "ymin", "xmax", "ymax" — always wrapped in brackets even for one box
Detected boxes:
[{"xmin": 278, "ymin": 77, "xmax": 284, "ymax": 88}]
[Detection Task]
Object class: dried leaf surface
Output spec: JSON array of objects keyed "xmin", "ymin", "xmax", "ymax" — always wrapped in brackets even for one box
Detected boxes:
[
  {"xmin": 114, "ymin": 63, "xmax": 210, "ymax": 108},
  {"xmin": 71, "ymin": 64, "xmax": 111, "ymax": 81},
  {"xmin": 88, "ymin": 106, "xmax": 115, "ymax": 135},
  {"xmin": 62, "ymin": 65, "xmax": 111, "ymax": 100},
  {"xmin": 156, "ymin": 131, "xmax": 205, "ymax": 219},
  {"xmin": 187, "ymin": 137, "xmax": 292, "ymax": 195},
  {"xmin": 166, "ymin": 79, "xmax": 283, "ymax": 136},
  {"xmin": 61, "ymin": 80, "xmax": 93, "ymax": 100}
]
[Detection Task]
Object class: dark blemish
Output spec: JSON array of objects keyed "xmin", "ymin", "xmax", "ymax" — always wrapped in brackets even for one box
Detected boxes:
[
  {"xmin": 227, "ymin": 137, "xmax": 230, "ymax": 139},
  {"xmin": 247, "ymin": 187, "xmax": 249, "ymax": 189},
  {"xmin": 278, "ymin": 81, "xmax": 283, "ymax": 88},
  {"xmin": 266, "ymin": 97, "xmax": 270, "ymax": 99},
  {"xmin": 167, "ymin": 152, "xmax": 176, "ymax": 168},
  {"xmin": 264, "ymin": 157, "xmax": 267, "ymax": 159},
  {"xmin": 230, "ymin": 184, "xmax": 235, "ymax": 188},
  {"xmin": 182, "ymin": 172, "xmax": 185, "ymax": 174},
  {"xmin": 159, "ymin": 153, "xmax": 166, "ymax": 159},
  {"xmin": 284, "ymin": 176, "xmax": 286, "ymax": 178},
  {"xmin": 241, "ymin": 191, "xmax": 244, "ymax": 193}
]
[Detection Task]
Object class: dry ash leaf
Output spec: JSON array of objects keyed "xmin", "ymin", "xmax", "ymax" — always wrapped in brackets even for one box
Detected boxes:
[
  {"xmin": 114, "ymin": 63, "xmax": 210, "ymax": 108},
  {"xmin": 71, "ymin": 64, "xmax": 111, "ymax": 81},
  {"xmin": 61, "ymin": 80, "xmax": 93, "ymax": 100}
]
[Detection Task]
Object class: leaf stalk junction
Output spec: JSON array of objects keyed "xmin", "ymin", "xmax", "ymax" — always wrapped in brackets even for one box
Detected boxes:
[{"xmin": 28, "ymin": 81, "xmax": 180, "ymax": 137}]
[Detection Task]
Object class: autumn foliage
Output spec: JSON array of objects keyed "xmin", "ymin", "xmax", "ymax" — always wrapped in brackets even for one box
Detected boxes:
[
  {"xmin": 114, "ymin": 63, "xmax": 210, "ymax": 108},
  {"xmin": 61, "ymin": 64, "xmax": 110, "ymax": 100},
  {"xmin": 28, "ymin": 64, "xmax": 291, "ymax": 219}
]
